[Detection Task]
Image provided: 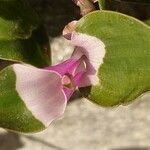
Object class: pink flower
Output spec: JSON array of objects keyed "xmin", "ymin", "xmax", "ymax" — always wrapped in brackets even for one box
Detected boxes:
[
  {"xmin": 12, "ymin": 29, "xmax": 105, "ymax": 127},
  {"xmin": 46, "ymin": 57, "xmax": 87, "ymax": 100}
]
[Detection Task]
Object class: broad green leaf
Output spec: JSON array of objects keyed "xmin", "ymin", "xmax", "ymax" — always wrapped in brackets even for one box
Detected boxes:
[
  {"xmin": 0, "ymin": 66, "xmax": 45, "ymax": 133},
  {"xmin": 0, "ymin": 26, "xmax": 50, "ymax": 68},
  {"xmin": 0, "ymin": 0, "xmax": 39, "ymax": 40},
  {"xmin": 76, "ymin": 11, "xmax": 150, "ymax": 106}
]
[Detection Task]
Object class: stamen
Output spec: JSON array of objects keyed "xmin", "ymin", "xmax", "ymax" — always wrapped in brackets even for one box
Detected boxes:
[
  {"xmin": 62, "ymin": 75, "xmax": 71, "ymax": 86},
  {"xmin": 74, "ymin": 56, "xmax": 87, "ymax": 75},
  {"xmin": 79, "ymin": 59, "xmax": 87, "ymax": 71}
]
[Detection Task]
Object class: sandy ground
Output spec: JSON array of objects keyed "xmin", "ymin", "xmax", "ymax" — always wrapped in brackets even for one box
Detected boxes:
[{"xmin": 0, "ymin": 37, "xmax": 150, "ymax": 150}]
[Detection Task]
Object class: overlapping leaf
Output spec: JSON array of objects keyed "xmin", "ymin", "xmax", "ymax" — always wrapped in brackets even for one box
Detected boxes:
[
  {"xmin": 76, "ymin": 11, "xmax": 150, "ymax": 106},
  {"xmin": 0, "ymin": 0, "xmax": 50, "ymax": 67},
  {"xmin": 0, "ymin": 26, "xmax": 50, "ymax": 68},
  {"xmin": 0, "ymin": 0, "xmax": 39, "ymax": 40}
]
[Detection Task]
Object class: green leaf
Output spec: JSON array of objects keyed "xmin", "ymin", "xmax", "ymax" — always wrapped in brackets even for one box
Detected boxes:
[
  {"xmin": 98, "ymin": 0, "xmax": 106, "ymax": 10},
  {"xmin": 0, "ymin": 26, "xmax": 50, "ymax": 68},
  {"xmin": 76, "ymin": 11, "xmax": 150, "ymax": 106},
  {"xmin": 0, "ymin": 66, "xmax": 45, "ymax": 133},
  {"xmin": 0, "ymin": 0, "xmax": 39, "ymax": 40}
]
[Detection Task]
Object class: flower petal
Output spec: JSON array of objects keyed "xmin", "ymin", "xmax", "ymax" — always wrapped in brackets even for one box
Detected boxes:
[
  {"xmin": 63, "ymin": 21, "xmax": 78, "ymax": 36},
  {"xmin": 46, "ymin": 58, "xmax": 84, "ymax": 99},
  {"xmin": 63, "ymin": 87, "xmax": 74, "ymax": 100},
  {"xmin": 68, "ymin": 32, "xmax": 106, "ymax": 87},
  {"xmin": 13, "ymin": 64, "xmax": 67, "ymax": 127},
  {"xmin": 46, "ymin": 58, "xmax": 80, "ymax": 76}
]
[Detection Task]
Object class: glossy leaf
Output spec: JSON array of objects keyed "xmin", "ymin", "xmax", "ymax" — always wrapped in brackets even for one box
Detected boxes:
[
  {"xmin": 76, "ymin": 11, "xmax": 150, "ymax": 106},
  {"xmin": 0, "ymin": 0, "xmax": 39, "ymax": 40},
  {"xmin": 0, "ymin": 26, "xmax": 50, "ymax": 68}
]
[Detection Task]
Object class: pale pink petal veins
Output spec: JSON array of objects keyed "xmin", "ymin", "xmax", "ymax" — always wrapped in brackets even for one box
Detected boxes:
[
  {"xmin": 68, "ymin": 32, "xmax": 106, "ymax": 87},
  {"xmin": 13, "ymin": 64, "xmax": 67, "ymax": 127},
  {"xmin": 63, "ymin": 21, "xmax": 78, "ymax": 36}
]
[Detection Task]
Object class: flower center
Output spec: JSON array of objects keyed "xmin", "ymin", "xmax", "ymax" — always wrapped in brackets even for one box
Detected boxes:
[
  {"xmin": 62, "ymin": 75, "xmax": 71, "ymax": 85},
  {"xmin": 61, "ymin": 75, "xmax": 73, "ymax": 89}
]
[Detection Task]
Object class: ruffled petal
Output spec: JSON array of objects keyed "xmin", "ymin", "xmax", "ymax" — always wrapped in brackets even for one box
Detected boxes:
[
  {"xmin": 13, "ymin": 64, "xmax": 67, "ymax": 127},
  {"xmin": 68, "ymin": 32, "xmax": 106, "ymax": 87}
]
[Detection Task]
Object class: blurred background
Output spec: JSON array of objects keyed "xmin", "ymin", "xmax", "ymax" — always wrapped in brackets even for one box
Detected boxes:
[{"xmin": 0, "ymin": 0, "xmax": 150, "ymax": 150}]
